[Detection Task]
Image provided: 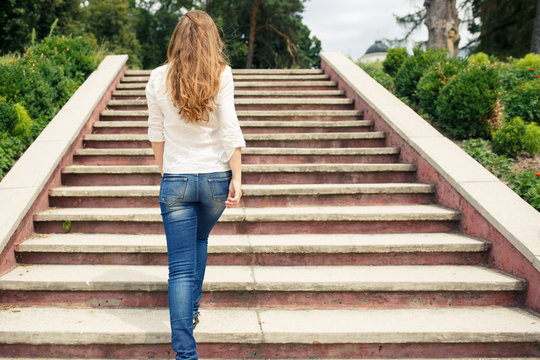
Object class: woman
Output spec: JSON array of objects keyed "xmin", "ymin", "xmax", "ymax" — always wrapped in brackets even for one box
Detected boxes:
[{"xmin": 145, "ymin": 10, "xmax": 245, "ymax": 360}]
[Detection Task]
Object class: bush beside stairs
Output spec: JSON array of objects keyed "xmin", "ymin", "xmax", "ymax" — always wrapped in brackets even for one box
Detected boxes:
[{"xmin": 0, "ymin": 68, "xmax": 539, "ymax": 359}]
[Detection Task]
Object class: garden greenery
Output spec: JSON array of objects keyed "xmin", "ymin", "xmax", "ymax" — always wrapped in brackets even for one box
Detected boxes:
[
  {"xmin": 359, "ymin": 48, "xmax": 540, "ymax": 211},
  {"xmin": 0, "ymin": 34, "xmax": 102, "ymax": 177}
]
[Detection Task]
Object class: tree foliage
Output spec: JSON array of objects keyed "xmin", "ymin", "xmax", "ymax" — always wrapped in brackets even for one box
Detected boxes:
[
  {"xmin": 467, "ymin": 0, "xmax": 538, "ymax": 57},
  {"xmin": 0, "ymin": 0, "xmax": 321, "ymax": 69},
  {"xmin": 207, "ymin": 0, "xmax": 321, "ymax": 69}
]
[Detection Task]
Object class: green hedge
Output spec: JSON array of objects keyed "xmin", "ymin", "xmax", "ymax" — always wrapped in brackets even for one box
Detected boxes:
[
  {"xmin": 360, "ymin": 48, "xmax": 539, "ymax": 211},
  {"xmin": 461, "ymin": 139, "xmax": 540, "ymax": 211},
  {"xmin": 356, "ymin": 62, "xmax": 394, "ymax": 91},
  {"xmin": 0, "ymin": 34, "xmax": 102, "ymax": 178}
]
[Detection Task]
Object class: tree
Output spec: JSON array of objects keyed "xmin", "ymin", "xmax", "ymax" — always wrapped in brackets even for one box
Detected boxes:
[
  {"xmin": 424, "ymin": 0, "xmax": 460, "ymax": 56},
  {"xmin": 0, "ymin": 0, "xmax": 83, "ymax": 54},
  {"xmin": 82, "ymin": 0, "xmax": 142, "ymax": 67},
  {"xmin": 530, "ymin": 0, "xmax": 540, "ymax": 53},
  {"xmin": 207, "ymin": 0, "xmax": 321, "ymax": 68},
  {"xmin": 134, "ymin": 0, "xmax": 195, "ymax": 69},
  {"xmin": 466, "ymin": 0, "xmax": 537, "ymax": 57},
  {"xmin": 394, "ymin": 0, "xmax": 539, "ymax": 57}
]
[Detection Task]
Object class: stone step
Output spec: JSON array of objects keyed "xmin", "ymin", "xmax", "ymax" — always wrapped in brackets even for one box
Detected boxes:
[
  {"xmin": 33, "ymin": 205, "xmax": 460, "ymax": 235},
  {"xmin": 15, "ymin": 232, "xmax": 490, "ymax": 266},
  {"xmin": 91, "ymin": 120, "xmax": 372, "ymax": 134},
  {"xmin": 17, "ymin": 232, "xmax": 490, "ymax": 255},
  {"xmin": 48, "ymin": 183, "xmax": 435, "ymax": 208},
  {"xmin": 85, "ymin": 132, "xmax": 383, "ymax": 141},
  {"xmin": 74, "ymin": 146, "xmax": 397, "ymax": 155},
  {"xmin": 112, "ymin": 89, "xmax": 347, "ymax": 99},
  {"xmin": 106, "ymin": 98, "xmax": 355, "ymax": 111},
  {"xmin": 116, "ymin": 80, "xmax": 338, "ymax": 90},
  {"xmin": 231, "ymin": 69, "xmax": 324, "ymax": 75},
  {"xmin": 83, "ymin": 132, "xmax": 385, "ymax": 149},
  {"xmin": 0, "ymin": 264, "xmax": 525, "ymax": 308},
  {"xmin": 108, "ymin": 98, "xmax": 353, "ymax": 106},
  {"xmin": 0, "ymin": 306, "xmax": 539, "ymax": 359},
  {"xmin": 50, "ymin": 183, "xmax": 435, "ymax": 197},
  {"xmin": 124, "ymin": 69, "xmax": 326, "ymax": 76},
  {"xmin": 99, "ymin": 109, "xmax": 363, "ymax": 121},
  {"xmin": 73, "ymin": 146, "xmax": 401, "ymax": 165},
  {"xmin": 1, "ymin": 264, "xmax": 523, "ymax": 292},
  {"xmin": 61, "ymin": 163, "xmax": 418, "ymax": 186},
  {"xmin": 122, "ymin": 75, "xmax": 332, "ymax": 83}
]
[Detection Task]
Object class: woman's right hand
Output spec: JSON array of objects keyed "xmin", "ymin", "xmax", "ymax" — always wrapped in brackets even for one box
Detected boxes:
[{"xmin": 225, "ymin": 178, "xmax": 242, "ymax": 208}]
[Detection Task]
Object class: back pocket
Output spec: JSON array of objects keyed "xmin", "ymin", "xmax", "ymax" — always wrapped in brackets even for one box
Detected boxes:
[
  {"xmin": 159, "ymin": 176, "xmax": 188, "ymax": 205},
  {"xmin": 208, "ymin": 177, "xmax": 231, "ymax": 201}
]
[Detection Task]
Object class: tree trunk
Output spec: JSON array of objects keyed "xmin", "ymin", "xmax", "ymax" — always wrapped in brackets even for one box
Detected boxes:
[
  {"xmin": 531, "ymin": 0, "xmax": 540, "ymax": 53},
  {"xmin": 424, "ymin": 0, "xmax": 460, "ymax": 56},
  {"xmin": 246, "ymin": 0, "xmax": 260, "ymax": 69}
]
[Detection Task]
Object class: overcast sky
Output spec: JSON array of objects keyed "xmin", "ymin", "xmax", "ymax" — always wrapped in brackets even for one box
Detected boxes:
[{"xmin": 302, "ymin": 0, "xmax": 473, "ymax": 60}]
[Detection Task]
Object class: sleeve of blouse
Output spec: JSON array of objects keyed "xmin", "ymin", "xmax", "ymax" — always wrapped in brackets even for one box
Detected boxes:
[
  {"xmin": 216, "ymin": 66, "xmax": 246, "ymax": 162},
  {"xmin": 145, "ymin": 70, "xmax": 165, "ymax": 142}
]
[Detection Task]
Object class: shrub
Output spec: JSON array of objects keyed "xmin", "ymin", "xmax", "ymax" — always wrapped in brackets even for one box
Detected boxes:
[
  {"xmin": 435, "ymin": 62, "xmax": 500, "ymax": 139},
  {"xmin": 524, "ymin": 122, "xmax": 540, "ymax": 156},
  {"xmin": 514, "ymin": 53, "xmax": 540, "ymax": 74},
  {"xmin": 491, "ymin": 117, "xmax": 527, "ymax": 158},
  {"xmin": 0, "ymin": 33, "xmax": 100, "ymax": 179},
  {"xmin": 383, "ymin": 47, "xmax": 409, "ymax": 77},
  {"xmin": 0, "ymin": 61, "xmax": 56, "ymax": 126},
  {"xmin": 357, "ymin": 62, "xmax": 394, "ymax": 91},
  {"xmin": 415, "ymin": 57, "xmax": 466, "ymax": 118},
  {"xmin": 13, "ymin": 103, "xmax": 33, "ymax": 139},
  {"xmin": 506, "ymin": 170, "xmax": 540, "ymax": 211},
  {"xmin": 502, "ymin": 78, "xmax": 540, "ymax": 124},
  {"xmin": 461, "ymin": 139, "xmax": 514, "ymax": 179},
  {"xmin": 25, "ymin": 35, "xmax": 100, "ymax": 81},
  {"xmin": 394, "ymin": 47, "xmax": 448, "ymax": 102},
  {"xmin": 467, "ymin": 52, "xmax": 492, "ymax": 65},
  {"xmin": 0, "ymin": 98, "xmax": 18, "ymax": 134}
]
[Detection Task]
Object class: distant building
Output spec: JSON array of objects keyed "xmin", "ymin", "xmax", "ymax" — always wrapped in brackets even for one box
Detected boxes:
[{"xmin": 358, "ymin": 40, "xmax": 388, "ymax": 64}]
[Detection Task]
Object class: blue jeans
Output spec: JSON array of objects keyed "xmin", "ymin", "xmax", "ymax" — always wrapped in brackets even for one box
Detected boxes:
[{"xmin": 159, "ymin": 170, "xmax": 231, "ymax": 360}]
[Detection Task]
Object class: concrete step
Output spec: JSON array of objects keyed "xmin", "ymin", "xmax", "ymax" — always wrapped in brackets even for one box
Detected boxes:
[
  {"xmin": 73, "ymin": 147, "xmax": 400, "ymax": 165},
  {"xmin": 33, "ymin": 205, "xmax": 460, "ymax": 235},
  {"xmin": 0, "ymin": 306, "xmax": 539, "ymax": 358},
  {"xmin": 116, "ymin": 80, "xmax": 338, "ymax": 90},
  {"xmin": 99, "ymin": 109, "xmax": 363, "ymax": 121},
  {"xmin": 112, "ymin": 89, "xmax": 347, "ymax": 99},
  {"xmin": 48, "ymin": 183, "xmax": 435, "ymax": 208},
  {"xmin": 15, "ymin": 232, "xmax": 490, "ymax": 266},
  {"xmin": 124, "ymin": 69, "xmax": 326, "ymax": 76},
  {"xmin": 108, "ymin": 98, "xmax": 353, "ymax": 106},
  {"xmin": 0, "ymin": 264, "xmax": 525, "ymax": 308},
  {"xmin": 91, "ymin": 120, "xmax": 373, "ymax": 134},
  {"xmin": 1, "ymin": 264, "xmax": 523, "ymax": 292},
  {"xmin": 83, "ymin": 132, "xmax": 385, "ymax": 149},
  {"xmin": 231, "ymin": 69, "xmax": 324, "ymax": 74},
  {"xmin": 121, "ymin": 75, "xmax": 331, "ymax": 84},
  {"xmin": 61, "ymin": 163, "xmax": 418, "ymax": 186},
  {"xmin": 106, "ymin": 98, "xmax": 355, "ymax": 111}
]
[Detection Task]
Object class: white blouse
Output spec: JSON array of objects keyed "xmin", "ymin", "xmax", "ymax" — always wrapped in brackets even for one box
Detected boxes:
[{"xmin": 145, "ymin": 64, "xmax": 246, "ymax": 174}]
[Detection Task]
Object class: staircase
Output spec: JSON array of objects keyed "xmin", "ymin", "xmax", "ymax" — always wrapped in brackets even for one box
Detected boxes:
[{"xmin": 0, "ymin": 68, "xmax": 539, "ymax": 359}]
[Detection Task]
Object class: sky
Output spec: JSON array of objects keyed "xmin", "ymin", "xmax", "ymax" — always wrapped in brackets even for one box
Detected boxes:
[{"xmin": 302, "ymin": 0, "xmax": 473, "ymax": 60}]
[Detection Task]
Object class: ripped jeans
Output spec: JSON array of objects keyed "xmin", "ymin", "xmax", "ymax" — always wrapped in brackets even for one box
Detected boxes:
[{"xmin": 159, "ymin": 170, "xmax": 231, "ymax": 360}]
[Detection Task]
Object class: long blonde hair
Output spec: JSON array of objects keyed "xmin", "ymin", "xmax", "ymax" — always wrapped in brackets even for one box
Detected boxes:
[{"xmin": 166, "ymin": 10, "xmax": 228, "ymax": 123}]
